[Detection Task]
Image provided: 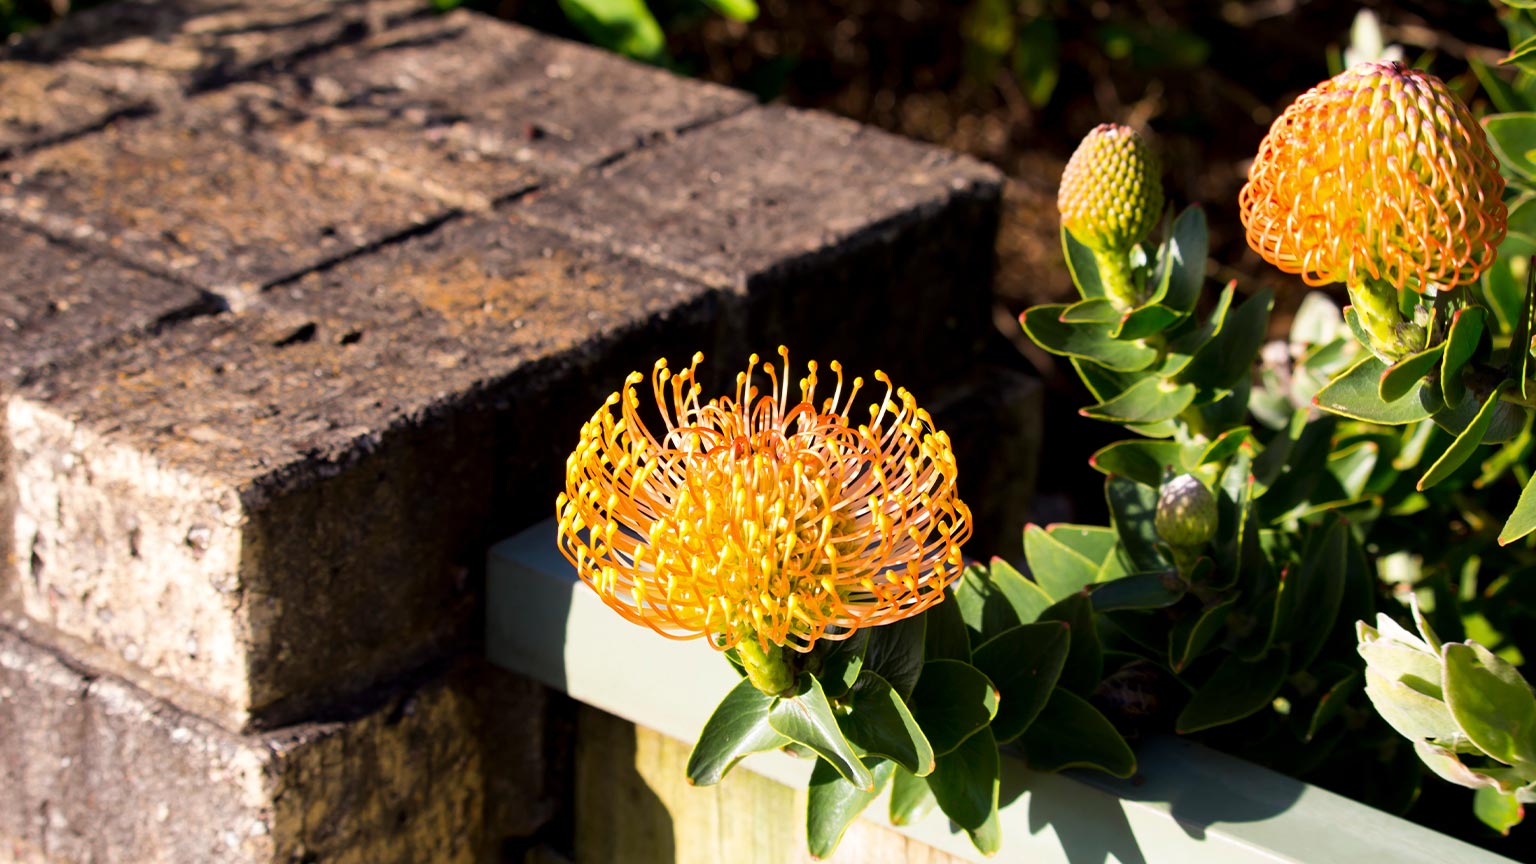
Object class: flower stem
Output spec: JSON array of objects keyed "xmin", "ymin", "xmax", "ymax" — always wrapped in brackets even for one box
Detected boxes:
[
  {"xmin": 737, "ymin": 634, "xmax": 797, "ymax": 697},
  {"xmin": 1093, "ymin": 247, "xmax": 1141, "ymax": 310},
  {"xmin": 1347, "ymin": 278, "xmax": 1424, "ymax": 362}
]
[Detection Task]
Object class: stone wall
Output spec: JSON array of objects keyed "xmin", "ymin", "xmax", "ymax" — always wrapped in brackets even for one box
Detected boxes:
[{"xmin": 0, "ymin": 1, "xmax": 1026, "ymax": 860}]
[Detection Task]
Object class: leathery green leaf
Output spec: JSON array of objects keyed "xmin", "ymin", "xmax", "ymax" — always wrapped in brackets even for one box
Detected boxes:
[
  {"xmin": 1022, "ymin": 689, "xmax": 1136, "ymax": 777},
  {"xmin": 769, "ymin": 675, "xmax": 873, "ymax": 790},
  {"xmin": 971, "ymin": 621, "xmax": 1070, "ymax": 743},
  {"xmin": 838, "ymin": 671, "xmax": 935, "ymax": 776},
  {"xmin": 1176, "ymin": 650, "xmax": 1289, "ymax": 733},
  {"xmin": 686, "ymin": 678, "xmax": 789, "ymax": 785},
  {"xmin": 1443, "ymin": 641, "xmax": 1536, "ymax": 767},
  {"xmin": 807, "ymin": 757, "xmax": 894, "ymax": 859},
  {"xmin": 910, "ymin": 659, "xmax": 999, "ymax": 756}
]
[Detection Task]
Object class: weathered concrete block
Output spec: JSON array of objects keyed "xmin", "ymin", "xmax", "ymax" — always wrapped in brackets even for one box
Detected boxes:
[
  {"xmin": 3, "ymin": 216, "xmax": 727, "ymax": 729},
  {"xmin": 517, "ymin": 104, "xmax": 1004, "ymax": 392},
  {"xmin": 0, "ymin": 223, "xmax": 212, "ymax": 653},
  {"xmin": 8, "ymin": 0, "xmax": 422, "ymax": 86},
  {"xmin": 0, "ymin": 59, "xmax": 169, "ymax": 158},
  {"xmin": 0, "ymin": 627, "xmax": 553, "ymax": 864},
  {"xmin": 209, "ymin": 11, "xmax": 753, "ymax": 210},
  {"xmin": 0, "ymin": 222, "xmax": 211, "ymax": 384},
  {"xmin": 0, "ymin": 99, "xmax": 449, "ymax": 301}
]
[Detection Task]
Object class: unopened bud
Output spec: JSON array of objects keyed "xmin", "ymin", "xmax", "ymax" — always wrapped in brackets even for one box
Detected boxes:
[
  {"xmin": 1058, "ymin": 123, "xmax": 1164, "ymax": 255},
  {"xmin": 1154, "ymin": 474, "xmax": 1217, "ymax": 549}
]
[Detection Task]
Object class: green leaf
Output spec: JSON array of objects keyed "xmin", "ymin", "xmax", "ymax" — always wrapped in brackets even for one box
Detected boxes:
[
  {"xmin": 686, "ymin": 678, "xmax": 790, "ymax": 785},
  {"xmin": 1169, "ymin": 593, "xmax": 1237, "ymax": 672},
  {"xmin": 807, "ymin": 757, "xmax": 894, "ymax": 859},
  {"xmin": 813, "ymin": 629, "xmax": 869, "ymax": 700},
  {"xmin": 1158, "ymin": 206, "xmax": 1209, "ymax": 314},
  {"xmin": 1198, "ymin": 426, "xmax": 1251, "ymax": 466},
  {"xmin": 697, "ymin": 0, "xmax": 757, "ymax": 21},
  {"xmin": 1024, "ymin": 524, "xmax": 1104, "ymax": 600},
  {"xmin": 1060, "ymin": 297, "xmax": 1119, "ymax": 323},
  {"xmin": 1485, "ymin": 113, "xmax": 1536, "ymax": 182},
  {"xmin": 1021, "ymin": 305, "xmax": 1160, "ymax": 372},
  {"xmin": 1276, "ymin": 517, "xmax": 1349, "ymax": 668},
  {"xmin": 1379, "ymin": 342, "xmax": 1445, "ymax": 404},
  {"xmin": 1039, "ymin": 593, "xmax": 1102, "ymax": 698},
  {"xmin": 1012, "ymin": 15, "xmax": 1060, "ymax": 107},
  {"xmin": 1505, "ymin": 33, "xmax": 1536, "ymax": 68},
  {"xmin": 769, "ymin": 676, "xmax": 874, "ymax": 790},
  {"xmin": 1419, "ymin": 381, "xmax": 1514, "ymax": 491},
  {"xmin": 1443, "ymin": 641, "xmax": 1536, "ymax": 766},
  {"xmin": 1175, "ymin": 650, "xmax": 1290, "ymax": 733},
  {"xmin": 953, "ymin": 560, "xmax": 1052, "ymax": 644},
  {"xmin": 1021, "ymin": 689, "xmax": 1136, "ymax": 777},
  {"xmin": 1176, "ymin": 287, "xmax": 1274, "ymax": 391},
  {"xmin": 839, "ymin": 671, "xmax": 936, "ymax": 776},
  {"xmin": 557, "ymin": 0, "xmax": 666, "ymax": 62},
  {"xmin": 888, "ymin": 767, "xmax": 936, "ymax": 827},
  {"xmin": 1314, "ymin": 354, "xmax": 1432, "ymax": 424},
  {"xmin": 1113, "ymin": 304, "xmax": 1182, "ymax": 340},
  {"xmin": 1474, "ymin": 787, "xmax": 1526, "ymax": 836},
  {"xmin": 1302, "ymin": 667, "xmax": 1361, "ymax": 743},
  {"xmin": 1062, "ymin": 226, "xmax": 1107, "ymax": 300},
  {"xmin": 910, "ymin": 659, "xmax": 999, "ymax": 756},
  {"xmin": 927, "ymin": 726, "xmax": 1001, "ymax": 838},
  {"xmin": 1160, "ymin": 281, "xmax": 1236, "ymax": 379},
  {"xmin": 1366, "ymin": 668, "xmax": 1462, "ymax": 744},
  {"xmin": 1089, "ymin": 439, "xmax": 1182, "ymax": 488},
  {"xmin": 924, "ymin": 585, "xmax": 971, "ymax": 663},
  {"xmin": 1441, "ymin": 306, "xmax": 1486, "ymax": 410},
  {"xmin": 1044, "ymin": 524, "xmax": 1120, "ymax": 567},
  {"xmin": 971, "ymin": 622, "xmax": 1071, "ymax": 743},
  {"xmin": 1500, "ymin": 475, "xmax": 1536, "ymax": 545},
  {"xmin": 1090, "ymin": 571, "xmax": 1185, "ymax": 612},
  {"xmin": 1504, "ymin": 249, "xmax": 1536, "ymax": 402},
  {"xmin": 1081, "ymin": 376, "xmax": 1197, "ymax": 424},
  {"xmin": 861, "ymin": 615, "xmax": 925, "ymax": 700},
  {"xmin": 1107, "ymin": 475, "xmax": 1171, "ymax": 571}
]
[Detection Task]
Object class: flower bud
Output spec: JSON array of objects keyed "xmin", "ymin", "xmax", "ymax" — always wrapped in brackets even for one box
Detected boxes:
[
  {"xmin": 1154, "ymin": 474, "xmax": 1217, "ymax": 549},
  {"xmin": 1058, "ymin": 123, "xmax": 1164, "ymax": 256}
]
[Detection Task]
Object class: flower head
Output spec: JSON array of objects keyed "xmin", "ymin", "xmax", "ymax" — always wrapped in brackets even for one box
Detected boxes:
[
  {"xmin": 556, "ymin": 348, "xmax": 971, "ymax": 659},
  {"xmin": 1240, "ymin": 61, "xmax": 1506, "ymax": 293},
  {"xmin": 1058, "ymin": 123, "xmax": 1165, "ymax": 255}
]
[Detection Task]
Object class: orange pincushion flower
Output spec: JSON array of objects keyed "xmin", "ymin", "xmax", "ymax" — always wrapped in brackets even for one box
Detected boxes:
[
  {"xmin": 556, "ymin": 348, "xmax": 971, "ymax": 656},
  {"xmin": 1240, "ymin": 61, "xmax": 1506, "ymax": 293}
]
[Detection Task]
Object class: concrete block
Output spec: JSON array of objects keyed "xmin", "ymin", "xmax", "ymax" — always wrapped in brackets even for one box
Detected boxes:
[
  {"xmin": 0, "ymin": 222, "xmax": 211, "ymax": 384},
  {"xmin": 3, "ymin": 216, "xmax": 725, "ymax": 729},
  {"xmin": 227, "ymin": 11, "xmax": 752, "ymax": 209},
  {"xmin": 0, "ymin": 627, "xmax": 553, "ymax": 864},
  {"xmin": 516, "ymin": 105, "xmax": 1004, "ymax": 392},
  {"xmin": 0, "ymin": 98, "xmax": 449, "ymax": 300},
  {"xmin": 7, "ymin": 0, "xmax": 422, "ymax": 86},
  {"xmin": 0, "ymin": 59, "xmax": 170, "ymax": 158}
]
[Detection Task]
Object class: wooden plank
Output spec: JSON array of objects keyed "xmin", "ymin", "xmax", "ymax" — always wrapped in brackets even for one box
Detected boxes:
[{"xmin": 576, "ymin": 705, "xmax": 966, "ymax": 863}]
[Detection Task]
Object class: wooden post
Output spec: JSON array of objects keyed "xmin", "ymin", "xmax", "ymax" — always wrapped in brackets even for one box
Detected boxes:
[{"xmin": 575, "ymin": 705, "xmax": 966, "ymax": 863}]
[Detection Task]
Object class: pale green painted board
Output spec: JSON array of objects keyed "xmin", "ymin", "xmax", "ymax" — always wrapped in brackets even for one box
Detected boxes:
[{"xmin": 488, "ymin": 520, "xmax": 1514, "ymax": 864}]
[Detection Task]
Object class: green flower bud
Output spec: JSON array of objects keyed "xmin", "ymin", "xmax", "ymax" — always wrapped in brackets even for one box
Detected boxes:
[
  {"xmin": 1154, "ymin": 474, "xmax": 1217, "ymax": 549},
  {"xmin": 1058, "ymin": 123, "xmax": 1164, "ymax": 255}
]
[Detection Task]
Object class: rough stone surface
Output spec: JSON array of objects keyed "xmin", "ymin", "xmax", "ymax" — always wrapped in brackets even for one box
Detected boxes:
[
  {"xmin": 517, "ymin": 104, "xmax": 1003, "ymax": 391},
  {"xmin": 3, "ymin": 216, "xmax": 727, "ymax": 730},
  {"xmin": 0, "ymin": 59, "xmax": 166, "ymax": 157},
  {"xmin": 7, "ymin": 0, "xmax": 421, "ymax": 86},
  {"xmin": 168, "ymin": 11, "xmax": 754, "ymax": 211},
  {"xmin": 0, "ymin": 627, "xmax": 553, "ymax": 864},
  {"xmin": 0, "ymin": 222, "xmax": 211, "ymax": 384},
  {"xmin": 0, "ymin": 96, "xmax": 449, "ymax": 301}
]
